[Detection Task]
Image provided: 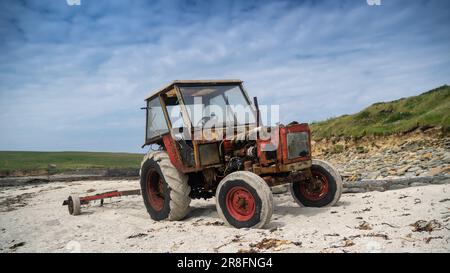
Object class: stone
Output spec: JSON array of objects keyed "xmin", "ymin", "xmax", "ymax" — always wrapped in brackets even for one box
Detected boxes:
[
  {"xmin": 430, "ymin": 177, "xmax": 450, "ymax": 185},
  {"xmin": 428, "ymin": 159, "xmax": 442, "ymax": 167},
  {"xmin": 390, "ymin": 178, "xmax": 410, "ymax": 186},
  {"xmin": 271, "ymin": 185, "xmax": 288, "ymax": 194},
  {"xmin": 413, "ymin": 176, "xmax": 433, "ymax": 183},
  {"xmin": 410, "ymin": 182, "xmax": 428, "ymax": 187},
  {"xmin": 389, "ymin": 184, "xmax": 408, "ymax": 190},
  {"xmin": 443, "ymin": 154, "xmax": 450, "ymax": 164},
  {"xmin": 367, "ymin": 186, "xmax": 385, "ymax": 192},
  {"xmin": 408, "ymin": 166, "xmax": 421, "ymax": 172},
  {"xmin": 346, "ymin": 174, "xmax": 360, "ymax": 182},
  {"xmin": 366, "ymin": 171, "xmax": 381, "ymax": 180},
  {"xmin": 396, "ymin": 165, "xmax": 410, "ymax": 175},
  {"xmin": 388, "ymin": 170, "xmax": 397, "ymax": 176},
  {"xmin": 343, "ymin": 188, "xmax": 367, "ymax": 194},
  {"xmin": 421, "ymin": 153, "xmax": 433, "ymax": 160},
  {"xmin": 429, "ymin": 166, "xmax": 450, "ymax": 176},
  {"xmin": 359, "ymin": 179, "xmax": 388, "ymax": 188}
]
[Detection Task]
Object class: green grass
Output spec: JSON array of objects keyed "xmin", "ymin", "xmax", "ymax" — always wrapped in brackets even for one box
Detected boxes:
[
  {"xmin": 311, "ymin": 85, "xmax": 450, "ymax": 140},
  {"xmin": 0, "ymin": 151, "xmax": 144, "ymax": 175}
]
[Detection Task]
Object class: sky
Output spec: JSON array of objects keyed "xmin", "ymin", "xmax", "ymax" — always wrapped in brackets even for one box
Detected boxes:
[{"xmin": 0, "ymin": 0, "xmax": 449, "ymax": 153}]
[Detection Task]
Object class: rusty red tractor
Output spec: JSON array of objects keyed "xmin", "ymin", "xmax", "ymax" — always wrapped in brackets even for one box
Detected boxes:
[{"xmin": 140, "ymin": 80, "xmax": 342, "ymax": 228}]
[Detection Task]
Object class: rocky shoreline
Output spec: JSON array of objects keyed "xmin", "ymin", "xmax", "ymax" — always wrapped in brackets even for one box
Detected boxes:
[
  {"xmin": 1, "ymin": 131, "xmax": 449, "ymax": 193},
  {"xmin": 313, "ymin": 130, "xmax": 450, "ymax": 182},
  {"xmin": 342, "ymin": 174, "xmax": 450, "ymax": 193},
  {"xmin": 3, "ymin": 171, "xmax": 449, "ymax": 195},
  {"xmin": 0, "ymin": 169, "xmax": 139, "ymax": 187}
]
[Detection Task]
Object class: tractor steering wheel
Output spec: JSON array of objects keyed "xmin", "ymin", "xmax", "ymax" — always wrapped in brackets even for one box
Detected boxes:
[{"xmin": 197, "ymin": 116, "xmax": 212, "ymax": 127}]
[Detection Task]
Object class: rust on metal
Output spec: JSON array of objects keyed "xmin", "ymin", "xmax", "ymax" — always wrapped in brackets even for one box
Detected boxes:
[
  {"xmin": 145, "ymin": 79, "xmax": 243, "ymax": 101},
  {"xmin": 62, "ymin": 189, "xmax": 141, "ymax": 206}
]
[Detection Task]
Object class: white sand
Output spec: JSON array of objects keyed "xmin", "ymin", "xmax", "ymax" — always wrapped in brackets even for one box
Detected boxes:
[{"xmin": 0, "ymin": 179, "xmax": 449, "ymax": 253}]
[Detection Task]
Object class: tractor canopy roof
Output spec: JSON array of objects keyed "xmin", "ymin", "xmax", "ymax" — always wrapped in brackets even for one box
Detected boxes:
[{"xmin": 145, "ymin": 79, "xmax": 243, "ymax": 101}]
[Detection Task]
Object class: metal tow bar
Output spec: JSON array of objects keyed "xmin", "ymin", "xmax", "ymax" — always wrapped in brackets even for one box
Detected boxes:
[{"xmin": 62, "ymin": 189, "xmax": 141, "ymax": 215}]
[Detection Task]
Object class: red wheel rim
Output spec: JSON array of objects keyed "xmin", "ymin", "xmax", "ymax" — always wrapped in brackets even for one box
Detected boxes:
[
  {"xmin": 225, "ymin": 186, "xmax": 256, "ymax": 221},
  {"xmin": 299, "ymin": 170, "xmax": 329, "ymax": 201},
  {"xmin": 146, "ymin": 170, "xmax": 164, "ymax": 211}
]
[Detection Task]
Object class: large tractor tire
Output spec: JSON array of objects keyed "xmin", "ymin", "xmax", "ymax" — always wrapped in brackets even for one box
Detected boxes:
[
  {"xmin": 216, "ymin": 171, "xmax": 273, "ymax": 229},
  {"xmin": 140, "ymin": 151, "xmax": 191, "ymax": 221},
  {"xmin": 290, "ymin": 159, "xmax": 343, "ymax": 207}
]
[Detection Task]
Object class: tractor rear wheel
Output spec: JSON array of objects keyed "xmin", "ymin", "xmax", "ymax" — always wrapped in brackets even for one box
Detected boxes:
[
  {"xmin": 140, "ymin": 151, "xmax": 191, "ymax": 221},
  {"xmin": 290, "ymin": 159, "xmax": 343, "ymax": 207},
  {"xmin": 215, "ymin": 171, "xmax": 273, "ymax": 229}
]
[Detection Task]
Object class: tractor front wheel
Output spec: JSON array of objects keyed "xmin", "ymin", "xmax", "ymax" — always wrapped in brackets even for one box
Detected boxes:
[
  {"xmin": 216, "ymin": 171, "xmax": 273, "ymax": 229},
  {"xmin": 140, "ymin": 151, "xmax": 191, "ymax": 221},
  {"xmin": 290, "ymin": 159, "xmax": 343, "ymax": 207}
]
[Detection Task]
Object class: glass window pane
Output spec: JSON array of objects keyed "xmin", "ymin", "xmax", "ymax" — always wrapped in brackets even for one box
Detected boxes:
[
  {"xmin": 179, "ymin": 85, "xmax": 256, "ymax": 128},
  {"xmin": 147, "ymin": 97, "xmax": 169, "ymax": 139},
  {"xmin": 166, "ymin": 104, "xmax": 183, "ymax": 129}
]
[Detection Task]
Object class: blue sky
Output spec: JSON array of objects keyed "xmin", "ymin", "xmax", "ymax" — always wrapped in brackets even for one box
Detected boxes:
[{"xmin": 0, "ymin": 0, "xmax": 449, "ymax": 153}]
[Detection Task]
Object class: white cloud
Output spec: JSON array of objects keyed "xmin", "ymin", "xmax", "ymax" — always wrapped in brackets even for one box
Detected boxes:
[{"xmin": 0, "ymin": 0, "xmax": 449, "ymax": 152}]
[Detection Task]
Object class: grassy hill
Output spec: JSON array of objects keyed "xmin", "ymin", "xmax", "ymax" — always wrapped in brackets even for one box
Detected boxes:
[
  {"xmin": 311, "ymin": 85, "xmax": 450, "ymax": 140},
  {"xmin": 0, "ymin": 151, "xmax": 143, "ymax": 176}
]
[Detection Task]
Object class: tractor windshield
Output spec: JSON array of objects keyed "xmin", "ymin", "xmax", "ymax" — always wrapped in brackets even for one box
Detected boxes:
[{"xmin": 179, "ymin": 84, "xmax": 256, "ymax": 128}]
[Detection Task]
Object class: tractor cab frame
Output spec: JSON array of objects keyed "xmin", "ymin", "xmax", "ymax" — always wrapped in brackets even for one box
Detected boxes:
[{"xmin": 143, "ymin": 80, "xmax": 258, "ymax": 172}]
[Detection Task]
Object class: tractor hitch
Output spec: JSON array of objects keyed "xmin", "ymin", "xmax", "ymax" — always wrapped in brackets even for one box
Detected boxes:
[{"xmin": 63, "ymin": 189, "xmax": 141, "ymax": 215}]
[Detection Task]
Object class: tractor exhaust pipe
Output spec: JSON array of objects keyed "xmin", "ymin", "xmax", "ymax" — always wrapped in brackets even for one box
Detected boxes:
[
  {"xmin": 253, "ymin": 97, "xmax": 261, "ymax": 140},
  {"xmin": 253, "ymin": 96, "xmax": 260, "ymax": 128}
]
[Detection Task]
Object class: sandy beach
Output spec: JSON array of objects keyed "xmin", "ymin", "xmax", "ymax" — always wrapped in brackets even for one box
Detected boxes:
[{"xmin": 1, "ymin": 179, "xmax": 449, "ymax": 253}]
